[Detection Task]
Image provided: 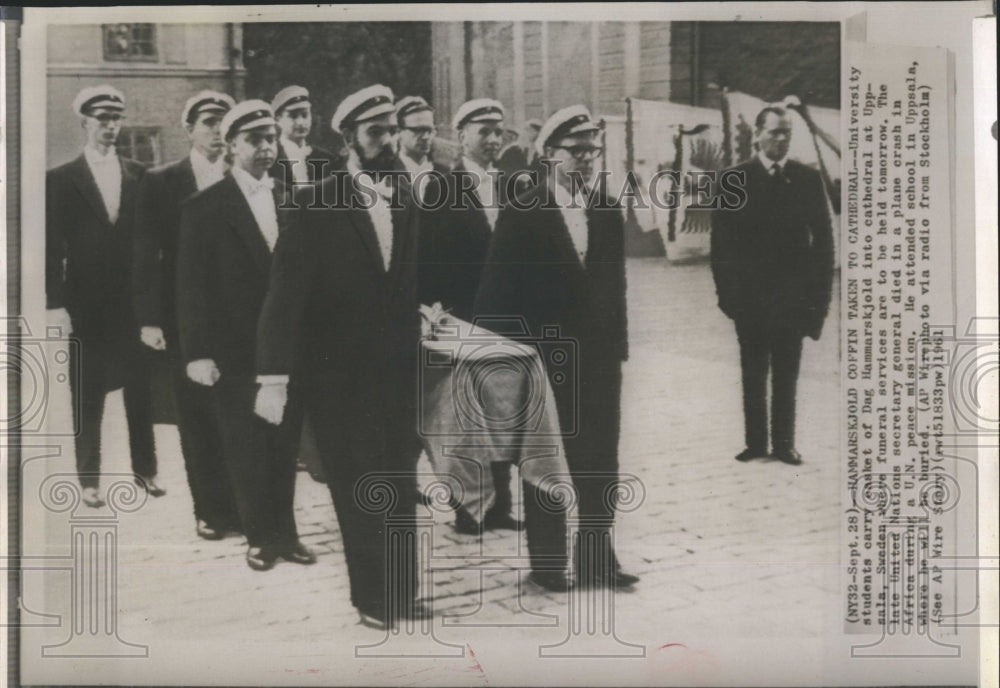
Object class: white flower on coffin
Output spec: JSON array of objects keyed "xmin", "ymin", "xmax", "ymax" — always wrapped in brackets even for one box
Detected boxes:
[{"xmin": 419, "ymin": 302, "xmax": 454, "ymax": 340}]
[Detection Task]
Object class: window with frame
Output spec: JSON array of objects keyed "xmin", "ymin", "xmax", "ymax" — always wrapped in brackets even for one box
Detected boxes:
[
  {"xmin": 103, "ymin": 24, "xmax": 158, "ymax": 62},
  {"xmin": 117, "ymin": 128, "xmax": 161, "ymax": 166}
]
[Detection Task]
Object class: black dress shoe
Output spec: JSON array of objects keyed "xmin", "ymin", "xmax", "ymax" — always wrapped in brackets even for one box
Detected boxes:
[
  {"xmin": 396, "ymin": 601, "xmax": 434, "ymax": 621},
  {"xmin": 483, "ymin": 510, "xmax": 524, "ymax": 531},
  {"xmin": 246, "ymin": 546, "xmax": 278, "ymax": 571},
  {"xmin": 280, "ymin": 541, "xmax": 317, "ymax": 565},
  {"xmin": 357, "ymin": 608, "xmax": 389, "ymax": 631},
  {"xmin": 529, "ymin": 570, "xmax": 571, "ymax": 592},
  {"xmin": 196, "ymin": 520, "xmax": 224, "ymax": 540},
  {"xmin": 81, "ymin": 486, "xmax": 105, "ymax": 508},
  {"xmin": 774, "ymin": 447, "xmax": 803, "ymax": 465},
  {"xmin": 614, "ymin": 569, "xmax": 640, "ymax": 587},
  {"xmin": 735, "ymin": 447, "xmax": 766, "ymax": 462},
  {"xmin": 136, "ymin": 476, "xmax": 166, "ymax": 497},
  {"xmin": 453, "ymin": 508, "xmax": 481, "ymax": 535}
]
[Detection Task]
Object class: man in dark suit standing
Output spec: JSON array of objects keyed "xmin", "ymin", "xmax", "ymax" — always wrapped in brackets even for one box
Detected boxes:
[
  {"xmin": 418, "ymin": 98, "xmax": 523, "ymax": 535},
  {"xmin": 254, "ymin": 85, "xmax": 430, "ymax": 629},
  {"xmin": 269, "ymin": 85, "xmax": 339, "ymax": 186},
  {"xmin": 133, "ymin": 90, "xmax": 240, "ymax": 540},
  {"xmin": 710, "ymin": 105, "xmax": 834, "ymax": 466},
  {"xmin": 474, "ymin": 105, "xmax": 639, "ymax": 592},
  {"xmin": 46, "ymin": 85, "xmax": 162, "ymax": 508},
  {"xmin": 176, "ymin": 100, "xmax": 315, "ymax": 571}
]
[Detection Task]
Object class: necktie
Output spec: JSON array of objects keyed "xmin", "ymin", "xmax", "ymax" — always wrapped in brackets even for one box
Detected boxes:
[{"xmin": 771, "ymin": 163, "xmax": 786, "ymax": 184}]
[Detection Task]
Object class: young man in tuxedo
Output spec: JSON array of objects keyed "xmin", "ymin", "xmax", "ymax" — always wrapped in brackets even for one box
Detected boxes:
[
  {"xmin": 133, "ymin": 90, "xmax": 240, "ymax": 540},
  {"xmin": 254, "ymin": 85, "xmax": 429, "ymax": 629},
  {"xmin": 474, "ymin": 105, "xmax": 640, "ymax": 592},
  {"xmin": 418, "ymin": 98, "xmax": 522, "ymax": 535},
  {"xmin": 46, "ymin": 84, "xmax": 162, "ymax": 508},
  {"xmin": 176, "ymin": 100, "xmax": 315, "ymax": 572}
]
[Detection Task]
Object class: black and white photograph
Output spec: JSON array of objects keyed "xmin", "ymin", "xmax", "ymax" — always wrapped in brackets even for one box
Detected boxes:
[{"xmin": 4, "ymin": 3, "xmax": 994, "ymax": 686}]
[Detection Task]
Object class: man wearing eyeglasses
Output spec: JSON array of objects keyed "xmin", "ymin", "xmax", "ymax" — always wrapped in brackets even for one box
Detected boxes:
[
  {"xmin": 475, "ymin": 105, "xmax": 639, "ymax": 592},
  {"xmin": 176, "ymin": 100, "xmax": 314, "ymax": 573},
  {"xmin": 253, "ymin": 85, "xmax": 429, "ymax": 629},
  {"xmin": 133, "ymin": 90, "xmax": 241, "ymax": 540},
  {"xmin": 395, "ymin": 95, "xmax": 448, "ymax": 204},
  {"xmin": 418, "ymin": 98, "xmax": 523, "ymax": 536},
  {"xmin": 46, "ymin": 85, "xmax": 161, "ymax": 508}
]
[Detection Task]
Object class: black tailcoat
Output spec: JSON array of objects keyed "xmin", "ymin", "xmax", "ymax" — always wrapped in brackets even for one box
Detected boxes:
[
  {"xmin": 133, "ymin": 155, "xmax": 238, "ymax": 528},
  {"xmin": 418, "ymin": 162, "xmax": 499, "ymax": 321},
  {"xmin": 176, "ymin": 173, "xmax": 302, "ymax": 551},
  {"xmin": 256, "ymin": 171, "xmax": 421, "ymax": 619},
  {"xmin": 133, "ymin": 157, "xmax": 197, "ymax": 348},
  {"xmin": 473, "ymin": 181, "xmax": 629, "ymax": 507},
  {"xmin": 46, "ymin": 153, "xmax": 156, "ymax": 486}
]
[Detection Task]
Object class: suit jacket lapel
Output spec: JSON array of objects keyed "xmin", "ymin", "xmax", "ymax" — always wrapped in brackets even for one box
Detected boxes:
[
  {"xmin": 177, "ymin": 157, "xmax": 197, "ymax": 199},
  {"xmin": 221, "ymin": 175, "xmax": 272, "ymax": 276},
  {"xmin": 118, "ymin": 160, "xmax": 139, "ymax": 226},
  {"xmin": 69, "ymin": 155, "xmax": 111, "ymax": 227}
]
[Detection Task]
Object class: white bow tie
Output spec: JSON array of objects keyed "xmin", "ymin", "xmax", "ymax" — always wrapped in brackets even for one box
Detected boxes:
[
  {"xmin": 246, "ymin": 175, "xmax": 275, "ymax": 195},
  {"xmin": 358, "ymin": 173, "xmax": 394, "ymax": 201}
]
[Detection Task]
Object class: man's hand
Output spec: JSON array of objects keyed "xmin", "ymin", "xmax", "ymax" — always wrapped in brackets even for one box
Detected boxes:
[
  {"xmin": 186, "ymin": 359, "xmax": 220, "ymax": 386},
  {"xmin": 47, "ymin": 308, "xmax": 72, "ymax": 336},
  {"xmin": 140, "ymin": 326, "xmax": 167, "ymax": 351},
  {"xmin": 254, "ymin": 381, "xmax": 288, "ymax": 425}
]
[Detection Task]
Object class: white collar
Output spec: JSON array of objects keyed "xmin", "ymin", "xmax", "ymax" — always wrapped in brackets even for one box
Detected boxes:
[
  {"xmin": 84, "ymin": 145, "xmax": 118, "ymax": 164},
  {"xmin": 461, "ymin": 155, "xmax": 496, "ymax": 179},
  {"xmin": 231, "ymin": 165, "xmax": 274, "ymax": 194},
  {"xmin": 552, "ymin": 179, "xmax": 589, "ymax": 210},
  {"xmin": 281, "ymin": 136, "xmax": 311, "ymax": 157},
  {"xmin": 346, "ymin": 155, "xmax": 393, "ymax": 200},
  {"xmin": 758, "ymin": 151, "xmax": 789, "ymax": 172},
  {"xmin": 401, "ymin": 151, "xmax": 431, "ymax": 175},
  {"xmin": 189, "ymin": 147, "xmax": 224, "ymax": 171}
]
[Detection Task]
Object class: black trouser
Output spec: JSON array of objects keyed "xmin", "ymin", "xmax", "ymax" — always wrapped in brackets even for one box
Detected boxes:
[
  {"xmin": 70, "ymin": 336, "xmax": 156, "ymax": 489},
  {"xmin": 557, "ymin": 357, "xmax": 624, "ymax": 580},
  {"xmin": 212, "ymin": 376, "xmax": 302, "ymax": 551},
  {"xmin": 734, "ymin": 319, "xmax": 804, "ymax": 452},
  {"xmin": 173, "ymin": 360, "xmax": 239, "ymax": 529},
  {"xmin": 308, "ymin": 388, "xmax": 418, "ymax": 621},
  {"xmin": 452, "ymin": 461, "xmax": 514, "ymax": 517},
  {"xmin": 522, "ymin": 480, "xmax": 569, "ymax": 572}
]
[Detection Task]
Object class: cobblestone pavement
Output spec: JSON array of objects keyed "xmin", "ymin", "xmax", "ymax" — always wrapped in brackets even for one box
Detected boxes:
[{"xmin": 21, "ymin": 258, "xmax": 841, "ymax": 685}]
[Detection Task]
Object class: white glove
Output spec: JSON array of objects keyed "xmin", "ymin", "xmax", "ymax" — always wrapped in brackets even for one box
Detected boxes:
[
  {"xmin": 47, "ymin": 308, "xmax": 73, "ymax": 336},
  {"xmin": 254, "ymin": 381, "xmax": 288, "ymax": 425},
  {"xmin": 186, "ymin": 358, "xmax": 220, "ymax": 386},
  {"xmin": 140, "ymin": 326, "xmax": 167, "ymax": 351}
]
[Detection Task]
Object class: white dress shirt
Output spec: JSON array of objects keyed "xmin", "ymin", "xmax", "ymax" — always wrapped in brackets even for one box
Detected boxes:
[
  {"xmin": 758, "ymin": 151, "xmax": 789, "ymax": 177},
  {"xmin": 231, "ymin": 166, "xmax": 279, "ymax": 251},
  {"xmin": 190, "ymin": 147, "xmax": 227, "ymax": 191},
  {"xmin": 84, "ymin": 145, "xmax": 122, "ymax": 224},
  {"xmin": 553, "ymin": 180, "xmax": 589, "ymax": 264},
  {"xmin": 347, "ymin": 159, "xmax": 394, "ymax": 270},
  {"xmin": 461, "ymin": 156, "xmax": 500, "ymax": 230},
  {"xmin": 401, "ymin": 151, "xmax": 433, "ymax": 202},
  {"xmin": 280, "ymin": 137, "xmax": 313, "ymax": 183}
]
